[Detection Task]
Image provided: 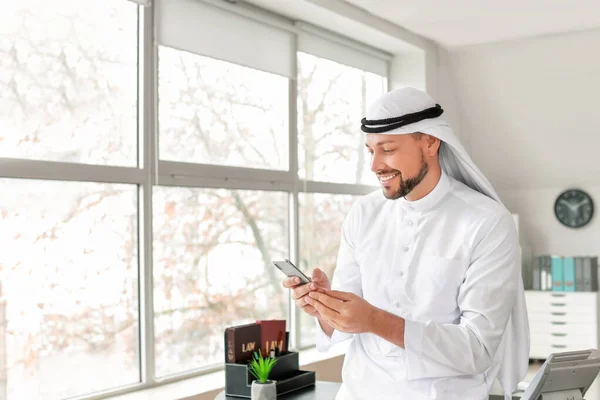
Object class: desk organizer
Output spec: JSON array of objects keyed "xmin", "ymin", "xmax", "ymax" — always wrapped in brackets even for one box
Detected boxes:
[{"xmin": 225, "ymin": 351, "xmax": 316, "ymax": 398}]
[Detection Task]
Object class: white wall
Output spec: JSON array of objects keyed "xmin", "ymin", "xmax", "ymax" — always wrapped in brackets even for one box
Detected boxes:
[{"xmin": 439, "ymin": 28, "xmax": 600, "ymax": 256}]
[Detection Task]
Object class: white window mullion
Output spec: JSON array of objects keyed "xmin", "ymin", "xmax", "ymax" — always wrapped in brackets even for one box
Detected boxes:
[
  {"xmin": 288, "ymin": 50, "xmax": 301, "ymax": 350},
  {"xmin": 0, "ymin": 158, "xmax": 145, "ymax": 185},
  {"xmin": 139, "ymin": 3, "xmax": 157, "ymax": 388}
]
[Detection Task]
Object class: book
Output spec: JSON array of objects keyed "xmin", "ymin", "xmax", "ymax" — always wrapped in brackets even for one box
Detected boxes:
[
  {"xmin": 256, "ymin": 319, "xmax": 287, "ymax": 357},
  {"xmin": 540, "ymin": 264, "xmax": 548, "ymax": 291},
  {"xmin": 551, "ymin": 256, "xmax": 563, "ymax": 291},
  {"xmin": 563, "ymin": 257, "xmax": 575, "ymax": 292},
  {"xmin": 224, "ymin": 322, "xmax": 262, "ymax": 364},
  {"xmin": 532, "ymin": 257, "xmax": 541, "ymax": 290},
  {"xmin": 575, "ymin": 256, "xmax": 585, "ymax": 291},
  {"xmin": 593, "ymin": 257, "xmax": 599, "ymax": 291},
  {"xmin": 540, "ymin": 255, "xmax": 552, "ymax": 291},
  {"xmin": 583, "ymin": 257, "xmax": 599, "ymax": 292},
  {"xmin": 546, "ymin": 257, "xmax": 553, "ymax": 290}
]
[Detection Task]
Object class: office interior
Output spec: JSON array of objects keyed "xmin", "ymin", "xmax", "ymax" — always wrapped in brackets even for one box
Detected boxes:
[{"xmin": 2, "ymin": 0, "xmax": 600, "ymax": 399}]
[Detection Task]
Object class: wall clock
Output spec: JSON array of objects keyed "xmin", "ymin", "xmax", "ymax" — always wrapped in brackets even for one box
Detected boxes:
[{"xmin": 554, "ymin": 189, "xmax": 594, "ymax": 228}]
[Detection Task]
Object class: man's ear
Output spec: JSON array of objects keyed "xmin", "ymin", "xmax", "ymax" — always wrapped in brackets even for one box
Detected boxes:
[{"xmin": 423, "ymin": 134, "xmax": 441, "ymax": 157}]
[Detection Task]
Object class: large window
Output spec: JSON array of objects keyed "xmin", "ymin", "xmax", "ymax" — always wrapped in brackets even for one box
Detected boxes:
[
  {"xmin": 158, "ymin": 48, "xmax": 289, "ymax": 170},
  {"xmin": 0, "ymin": 0, "xmax": 140, "ymax": 399},
  {"xmin": 0, "ymin": 0, "xmax": 398, "ymax": 397},
  {"xmin": 0, "ymin": 0, "xmax": 138, "ymax": 166},
  {"xmin": 155, "ymin": 43, "xmax": 293, "ymax": 377},
  {"xmin": 153, "ymin": 187, "xmax": 289, "ymax": 377},
  {"xmin": 298, "ymin": 52, "xmax": 386, "ymax": 186},
  {"xmin": 297, "ymin": 193, "xmax": 361, "ymax": 347},
  {"xmin": 295, "ymin": 49, "xmax": 387, "ymax": 347},
  {"xmin": 0, "ymin": 180, "xmax": 138, "ymax": 399}
]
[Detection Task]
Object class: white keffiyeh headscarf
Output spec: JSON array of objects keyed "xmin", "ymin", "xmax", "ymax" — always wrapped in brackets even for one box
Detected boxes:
[{"xmin": 362, "ymin": 87, "xmax": 530, "ymax": 399}]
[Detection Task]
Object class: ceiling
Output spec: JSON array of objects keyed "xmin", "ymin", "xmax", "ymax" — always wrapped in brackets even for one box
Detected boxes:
[
  {"xmin": 246, "ymin": 0, "xmax": 600, "ymax": 48},
  {"xmin": 342, "ymin": 0, "xmax": 600, "ymax": 47}
]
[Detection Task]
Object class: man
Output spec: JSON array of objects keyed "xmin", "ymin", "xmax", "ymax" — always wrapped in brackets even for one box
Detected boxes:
[{"xmin": 282, "ymin": 88, "xmax": 529, "ymax": 399}]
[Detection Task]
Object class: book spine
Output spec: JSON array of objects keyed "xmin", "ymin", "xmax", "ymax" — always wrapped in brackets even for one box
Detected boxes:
[
  {"xmin": 575, "ymin": 257, "xmax": 584, "ymax": 291},
  {"xmin": 563, "ymin": 256, "xmax": 575, "ymax": 292},
  {"xmin": 583, "ymin": 257, "xmax": 592, "ymax": 292},
  {"xmin": 532, "ymin": 257, "xmax": 541, "ymax": 290},
  {"xmin": 551, "ymin": 256, "xmax": 564, "ymax": 291},
  {"xmin": 592, "ymin": 257, "xmax": 599, "ymax": 292},
  {"xmin": 541, "ymin": 266, "xmax": 547, "ymax": 291},
  {"xmin": 226, "ymin": 329, "xmax": 236, "ymax": 363},
  {"xmin": 545, "ymin": 256, "xmax": 552, "ymax": 290}
]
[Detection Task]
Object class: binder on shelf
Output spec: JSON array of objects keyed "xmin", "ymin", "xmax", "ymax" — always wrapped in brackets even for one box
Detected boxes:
[
  {"xmin": 545, "ymin": 255, "xmax": 552, "ymax": 291},
  {"xmin": 532, "ymin": 257, "xmax": 541, "ymax": 291},
  {"xmin": 583, "ymin": 257, "xmax": 599, "ymax": 292},
  {"xmin": 575, "ymin": 256, "xmax": 585, "ymax": 291},
  {"xmin": 593, "ymin": 257, "xmax": 599, "ymax": 292},
  {"xmin": 551, "ymin": 256, "xmax": 563, "ymax": 291},
  {"xmin": 531, "ymin": 254, "xmax": 599, "ymax": 292},
  {"xmin": 563, "ymin": 257, "xmax": 575, "ymax": 292},
  {"xmin": 540, "ymin": 262, "xmax": 548, "ymax": 291}
]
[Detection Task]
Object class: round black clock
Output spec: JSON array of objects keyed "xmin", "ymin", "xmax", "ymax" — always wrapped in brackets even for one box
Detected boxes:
[{"xmin": 554, "ymin": 189, "xmax": 594, "ymax": 228}]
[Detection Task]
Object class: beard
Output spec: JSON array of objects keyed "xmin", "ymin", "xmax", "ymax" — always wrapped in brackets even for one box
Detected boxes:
[{"xmin": 383, "ymin": 152, "xmax": 429, "ymax": 200}]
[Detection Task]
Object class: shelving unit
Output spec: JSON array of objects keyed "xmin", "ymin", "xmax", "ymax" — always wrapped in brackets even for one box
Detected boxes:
[{"xmin": 526, "ymin": 290, "xmax": 599, "ymax": 360}]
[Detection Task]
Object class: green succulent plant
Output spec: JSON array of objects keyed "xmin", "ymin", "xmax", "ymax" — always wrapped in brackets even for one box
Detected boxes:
[{"xmin": 248, "ymin": 350, "xmax": 278, "ymax": 384}]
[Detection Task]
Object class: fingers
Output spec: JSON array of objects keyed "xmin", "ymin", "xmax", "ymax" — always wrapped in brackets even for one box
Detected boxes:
[
  {"xmin": 302, "ymin": 304, "xmax": 319, "ymax": 317},
  {"xmin": 308, "ymin": 291, "xmax": 344, "ymax": 312},
  {"xmin": 312, "ymin": 268, "xmax": 332, "ymax": 290},
  {"xmin": 312, "ymin": 268, "xmax": 322, "ymax": 279},
  {"xmin": 315, "ymin": 288, "xmax": 354, "ymax": 301},
  {"xmin": 291, "ymin": 281, "xmax": 318, "ymax": 300},
  {"xmin": 295, "ymin": 296, "xmax": 309, "ymax": 309},
  {"xmin": 311, "ymin": 268, "xmax": 327, "ymax": 282},
  {"xmin": 306, "ymin": 296, "xmax": 339, "ymax": 320},
  {"xmin": 294, "ymin": 297, "xmax": 318, "ymax": 317},
  {"xmin": 282, "ymin": 276, "xmax": 303, "ymax": 288}
]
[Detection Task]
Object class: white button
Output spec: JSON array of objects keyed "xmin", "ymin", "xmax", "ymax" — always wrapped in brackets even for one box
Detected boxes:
[
  {"xmin": 399, "ymin": 271, "xmax": 404, "ymax": 276},
  {"xmin": 394, "ymin": 302, "xmax": 400, "ymax": 308},
  {"xmin": 407, "ymin": 220, "xmax": 413, "ymax": 226},
  {"xmin": 403, "ymin": 246, "xmax": 409, "ymax": 252}
]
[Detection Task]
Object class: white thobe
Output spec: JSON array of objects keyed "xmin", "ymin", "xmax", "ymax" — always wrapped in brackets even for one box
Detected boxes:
[{"xmin": 316, "ymin": 170, "xmax": 526, "ymax": 400}]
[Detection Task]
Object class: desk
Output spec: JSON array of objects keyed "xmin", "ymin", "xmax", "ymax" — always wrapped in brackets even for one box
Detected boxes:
[
  {"xmin": 214, "ymin": 381, "xmax": 341, "ymax": 400},
  {"xmin": 214, "ymin": 381, "xmax": 523, "ymax": 399}
]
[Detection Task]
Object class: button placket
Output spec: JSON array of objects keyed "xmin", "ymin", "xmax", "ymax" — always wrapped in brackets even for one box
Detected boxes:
[{"xmin": 400, "ymin": 214, "xmax": 417, "ymax": 274}]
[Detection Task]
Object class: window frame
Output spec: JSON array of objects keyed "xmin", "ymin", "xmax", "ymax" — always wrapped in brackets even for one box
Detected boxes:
[{"xmin": 0, "ymin": 1, "xmax": 391, "ymax": 398}]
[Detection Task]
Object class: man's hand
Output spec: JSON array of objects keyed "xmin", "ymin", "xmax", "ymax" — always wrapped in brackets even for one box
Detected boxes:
[
  {"xmin": 305, "ymin": 288, "xmax": 377, "ymax": 334},
  {"xmin": 281, "ymin": 268, "xmax": 331, "ymax": 317}
]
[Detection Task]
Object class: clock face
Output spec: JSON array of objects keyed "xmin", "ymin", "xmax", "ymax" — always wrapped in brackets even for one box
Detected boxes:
[{"xmin": 554, "ymin": 189, "xmax": 594, "ymax": 228}]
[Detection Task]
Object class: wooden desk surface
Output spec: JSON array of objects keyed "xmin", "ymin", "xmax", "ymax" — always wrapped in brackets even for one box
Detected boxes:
[
  {"xmin": 214, "ymin": 381, "xmax": 523, "ymax": 399},
  {"xmin": 214, "ymin": 381, "xmax": 341, "ymax": 400}
]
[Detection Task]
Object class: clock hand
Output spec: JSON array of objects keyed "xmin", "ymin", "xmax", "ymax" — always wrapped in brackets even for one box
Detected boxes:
[
  {"xmin": 558, "ymin": 199, "xmax": 577, "ymax": 212},
  {"xmin": 573, "ymin": 198, "xmax": 590, "ymax": 209}
]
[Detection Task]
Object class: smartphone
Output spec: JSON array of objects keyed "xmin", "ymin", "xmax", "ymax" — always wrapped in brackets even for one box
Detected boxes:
[{"xmin": 272, "ymin": 259, "xmax": 312, "ymax": 284}]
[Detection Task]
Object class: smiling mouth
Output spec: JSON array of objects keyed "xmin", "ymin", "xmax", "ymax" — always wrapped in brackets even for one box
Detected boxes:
[{"xmin": 378, "ymin": 172, "xmax": 399, "ymax": 184}]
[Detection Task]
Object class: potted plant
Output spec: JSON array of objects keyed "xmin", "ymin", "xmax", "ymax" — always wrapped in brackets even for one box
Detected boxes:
[{"xmin": 248, "ymin": 351, "xmax": 278, "ymax": 400}]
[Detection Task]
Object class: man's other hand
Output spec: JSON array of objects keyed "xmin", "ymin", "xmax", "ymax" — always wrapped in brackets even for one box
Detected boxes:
[
  {"xmin": 306, "ymin": 288, "xmax": 377, "ymax": 334},
  {"xmin": 281, "ymin": 268, "xmax": 331, "ymax": 317}
]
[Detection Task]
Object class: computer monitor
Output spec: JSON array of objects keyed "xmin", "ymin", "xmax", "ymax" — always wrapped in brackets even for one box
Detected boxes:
[{"xmin": 520, "ymin": 349, "xmax": 600, "ymax": 400}]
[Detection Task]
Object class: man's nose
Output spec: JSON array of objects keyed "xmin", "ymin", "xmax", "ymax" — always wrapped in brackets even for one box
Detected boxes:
[{"xmin": 370, "ymin": 153, "xmax": 385, "ymax": 173}]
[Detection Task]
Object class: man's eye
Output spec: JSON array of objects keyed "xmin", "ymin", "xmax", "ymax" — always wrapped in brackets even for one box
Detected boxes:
[{"xmin": 383, "ymin": 149, "xmax": 395, "ymax": 153}]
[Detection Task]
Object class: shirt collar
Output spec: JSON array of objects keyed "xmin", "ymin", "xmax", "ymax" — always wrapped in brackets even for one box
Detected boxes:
[{"xmin": 398, "ymin": 169, "xmax": 452, "ymax": 213}]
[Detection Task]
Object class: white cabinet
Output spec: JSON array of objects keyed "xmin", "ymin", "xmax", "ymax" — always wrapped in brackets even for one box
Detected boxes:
[{"xmin": 525, "ymin": 290, "xmax": 599, "ymax": 359}]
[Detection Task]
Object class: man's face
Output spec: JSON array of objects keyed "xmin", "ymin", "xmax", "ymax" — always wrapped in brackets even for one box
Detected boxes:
[{"xmin": 365, "ymin": 133, "xmax": 429, "ymax": 200}]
